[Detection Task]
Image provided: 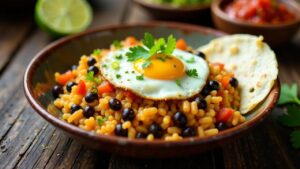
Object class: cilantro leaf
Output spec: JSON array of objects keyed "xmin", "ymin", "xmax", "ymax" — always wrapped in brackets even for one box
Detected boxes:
[
  {"xmin": 278, "ymin": 84, "xmax": 300, "ymax": 105},
  {"xmin": 175, "ymin": 80, "xmax": 182, "ymax": 88},
  {"xmin": 136, "ymin": 75, "xmax": 144, "ymax": 80},
  {"xmin": 97, "ymin": 116, "xmax": 109, "ymax": 125},
  {"xmin": 186, "ymin": 57, "xmax": 195, "ymax": 63},
  {"xmin": 291, "ymin": 130, "xmax": 300, "ymax": 149},
  {"xmin": 112, "ymin": 40, "xmax": 123, "ymax": 49},
  {"xmin": 149, "ymin": 38, "xmax": 166, "ymax": 56},
  {"xmin": 142, "ymin": 32, "xmax": 155, "ymax": 49},
  {"xmin": 126, "ymin": 46, "xmax": 150, "ymax": 61},
  {"xmin": 115, "ymin": 55, "xmax": 123, "ymax": 60},
  {"xmin": 116, "ymin": 74, "xmax": 121, "ymax": 79},
  {"xmin": 86, "ymin": 71, "xmax": 101, "ymax": 84},
  {"xmin": 186, "ymin": 69, "xmax": 198, "ymax": 78},
  {"xmin": 164, "ymin": 34, "xmax": 176, "ymax": 55},
  {"xmin": 93, "ymin": 49, "xmax": 101, "ymax": 56},
  {"xmin": 278, "ymin": 105, "xmax": 300, "ymax": 127},
  {"xmin": 142, "ymin": 60, "xmax": 151, "ymax": 68}
]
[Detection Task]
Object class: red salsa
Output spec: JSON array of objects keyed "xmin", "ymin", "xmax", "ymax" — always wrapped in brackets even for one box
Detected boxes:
[{"xmin": 224, "ymin": 0, "xmax": 296, "ymax": 24}]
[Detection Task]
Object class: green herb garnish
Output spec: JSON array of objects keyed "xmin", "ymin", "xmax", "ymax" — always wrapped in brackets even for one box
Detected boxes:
[
  {"xmin": 126, "ymin": 32, "xmax": 176, "ymax": 68},
  {"xmin": 102, "ymin": 64, "xmax": 107, "ymax": 68},
  {"xmin": 93, "ymin": 49, "xmax": 101, "ymax": 56},
  {"xmin": 91, "ymin": 86, "xmax": 98, "ymax": 94},
  {"xmin": 136, "ymin": 75, "xmax": 144, "ymax": 80},
  {"xmin": 186, "ymin": 57, "xmax": 195, "ymax": 63},
  {"xmin": 97, "ymin": 116, "xmax": 109, "ymax": 125},
  {"xmin": 86, "ymin": 71, "xmax": 101, "ymax": 84},
  {"xmin": 278, "ymin": 84, "xmax": 300, "ymax": 105},
  {"xmin": 175, "ymin": 80, "xmax": 182, "ymax": 88},
  {"xmin": 112, "ymin": 40, "xmax": 123, "ymax": 49},
  {"xmin": 111, "ymin": 61, "xmax": 120, "ymax": 70},
  {"xmin": 115, "ymin": 55, "xmax": 123, "ymax": 60},
  {"xmin": 277, "ymin": 83, "xmax": 300, "ymax": 149},
  {"xmin": 116, "ymin": 74, "xmax": 121, "ymax": 79},
  {"xmin": 142, "ymin": 60, "xmax": 152, "ymax": 68},
  {"xmin": 186, "ymin": 69, "xmax": 198, "ymax": 78}
]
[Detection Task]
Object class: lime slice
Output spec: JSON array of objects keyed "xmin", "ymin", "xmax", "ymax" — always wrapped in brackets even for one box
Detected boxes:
[{"xmin": 35, "ymin": 0, "xmax": 92, "ymax": 37}]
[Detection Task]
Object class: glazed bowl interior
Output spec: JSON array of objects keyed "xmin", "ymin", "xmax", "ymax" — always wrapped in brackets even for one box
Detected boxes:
[{"xmin": 24, "ymin": 22, "xmax": 280, "ymax": 157}]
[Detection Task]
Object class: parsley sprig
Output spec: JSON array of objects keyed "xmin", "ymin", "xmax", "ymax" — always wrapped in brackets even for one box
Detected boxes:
[
  {"xmin": 186, "ymin": 69, "xmax": 198, "ymax": 78},
  {"xmin": 86, "ymin": 71, "xmax": 101, "ymax": 84},
  {"xmin": 277, "ymin": 83, "xmax": 300, "ymax": 149},
  {"xmin": 126, "ymin": 32, "xmax": 176, "ymax": 67},
  {"xmin": 97, "ymin": 116, "xmax": 109, "ymax": 125}
]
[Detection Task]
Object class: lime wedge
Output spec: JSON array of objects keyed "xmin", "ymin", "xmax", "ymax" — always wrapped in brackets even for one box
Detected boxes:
[{"xmin": 35, "ymin": 0, "xmax": 92, "ymax": 37}]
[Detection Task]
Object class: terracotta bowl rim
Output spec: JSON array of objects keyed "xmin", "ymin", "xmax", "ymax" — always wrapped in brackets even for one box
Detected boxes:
[
  {"xmin": 133, "ymin": 0, "xmax": 211, "ymax": 11},
  {"xmin": 212, "ymin": 0, "xmax": 300, "ymax": 29},
  {"xmin": 24, "ymin": 21, "xmax": 280, "ymax": 147}
]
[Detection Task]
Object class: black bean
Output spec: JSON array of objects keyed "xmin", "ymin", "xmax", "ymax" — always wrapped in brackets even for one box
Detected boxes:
[
  {"xmin": 122, "ymin": 108, "xmax": 135, "ymax": 121},
  {"xmin": 136, "ymin": 132, "xmax": 147, "ymax": 139},
  {"xmin": 149, "ymin": 123, "xmax": 163, "ymax": 138},
  {"xmin": 200, "ymin": 85, "xmax": 211, "ymax": 96},
  {"xmin": 229, "ymin": 77, "xmax": 239, "ymax": 88},
  {"xmin": 194, "ymin": 51, "xmax": 206, "ymax": 58},
  {"xmin": 83, "ymin": 106, "xmax": 95, "ymax": 118},
  {"xmin": 71, "ymin": 104, "xmax": 82, "ymax": 114},
  {"xmin": 87, "ymin": 57, "xmax": 96, "ymax": 66},
  {"xmin": 109, "ymin": 98, "xmax": 122, "ymax": 111},
  {"xmin": 66, "ymin": 81, "xmax": 77, "ymax": 92},
  {"xmin": 195, "ymin": 97, "xmax": 207, "ymax": 109},
  {"xmin": 115, "ymin": 124, "xmax": 128, "ymax": 137},
  {"xmin": 88, "ymin": 65, "xmax": 99, "ymax": 75},
  {"xmin": 209, "ymin": 80, "xmax": 220, "ymax": 91},
  {"xmin": 182, "ymin": 127, "xmax": 197, "ymax": 137},
  {"xmin": 85, "ymin": 92, "xmax": 99, "ymax": 103},
  {"xmin": 216, "ymin": 122, "xmax": 228, "ymax": 131},
  {"xmin": 52, "ymin": 85, "xmax": 63, "ymax": 99},
  {"xmin": 173, "ymin": 112, "xmax": 187, "ymax": 128}
]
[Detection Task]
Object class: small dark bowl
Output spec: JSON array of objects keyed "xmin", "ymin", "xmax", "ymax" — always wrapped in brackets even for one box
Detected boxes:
[
  {"xmin": 133, "ymin": 0, "xmax": 211, "ymax": 21},
  {"xmin": 211, "ymin": 0, "xmax": 300, "ymax": 47},
  {"xmin": 24, "ymin": 22, "xmax": 280, "ymax": 158}
]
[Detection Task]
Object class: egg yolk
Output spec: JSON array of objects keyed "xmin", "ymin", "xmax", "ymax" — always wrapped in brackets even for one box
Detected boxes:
[{"xmin": 134, "ymin": 54, "xmax": 185, "ymax": 80}]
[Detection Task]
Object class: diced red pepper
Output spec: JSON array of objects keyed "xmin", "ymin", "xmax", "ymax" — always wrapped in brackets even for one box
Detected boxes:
[
  {"xmin": 212, "ymin": 63, "xmax": 225, "ymax": 70},
  {"xmin": 216, "ymin": 108, "xmax": 234, "ymax": 122},
  {"xmin": 55, "ymin": 71, "xmax": 74, "ymax": 85},
  {"xmin": 77, "ymin": 80, "xmax": 86, "ymax": 95},
  {"xmin": 176, "ymin": 39, "xmax": 187, "ymax": 50},
  {"xmin": 97, "ymin": 82, "xmax": 114, "ymax": 94}
]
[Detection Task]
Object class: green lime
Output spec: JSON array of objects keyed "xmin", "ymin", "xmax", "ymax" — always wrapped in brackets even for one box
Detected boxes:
[{"xmin": 35, "ymin": 0, "xmax": 92, "ymax": 37}]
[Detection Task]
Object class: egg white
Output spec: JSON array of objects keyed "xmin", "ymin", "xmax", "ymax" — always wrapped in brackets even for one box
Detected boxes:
[{"xmin": 99, "ymin": 47, "xmax": 209, "ymax": 100}]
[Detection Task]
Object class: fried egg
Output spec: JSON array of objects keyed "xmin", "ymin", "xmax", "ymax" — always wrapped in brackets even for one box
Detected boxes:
[{"xmin": 100, "ymin": 47, "xmax": 209, "ymax": 100}]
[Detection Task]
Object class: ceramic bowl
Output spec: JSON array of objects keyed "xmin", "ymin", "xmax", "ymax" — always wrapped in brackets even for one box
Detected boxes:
[
  {"xmin": 211, "ymin": 0, "xmax": 300, "ymax": 47},
  {"xmin": 24, "ymin": 22, "xmax": 280, "ymax": 158},
  {"xmin": 133, "ymin": 0, "xmax": 211, "ymax": 21}
]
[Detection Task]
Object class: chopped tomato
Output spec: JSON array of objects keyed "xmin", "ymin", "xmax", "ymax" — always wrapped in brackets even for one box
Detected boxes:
[
  {"xmin": 216, "ymin": 108, "xmax": 234, "ymax": 122},
  {"xmin": 124, "ymin": 36, "xmax": 138, "ymax": 47},
  {"xmin": 221, "ymin": 74, "xmax": 234, "ymax": 89},
  {"xmin": 77, "ymin": 80, "xmax": 86, "ymax": 95},
  {"xmin": 55, "ymin": 71, "xmax": 74, "ymax": 85},
  {"xmin": 176, "ymin": 39, "xmax": 187, "ymax": 50},
  {"xmin": 212, "ymin": 63, "xmax": 224, "ymax": 70},
  {"xmin": 224, "ymin": 0, "xmax": 295, "ymax": 24},
  {"xmin": 97, "ymin": 82, "xmax": 114, "ymax": 94}
]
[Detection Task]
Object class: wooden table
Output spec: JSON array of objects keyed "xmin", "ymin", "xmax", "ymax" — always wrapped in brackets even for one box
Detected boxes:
[{"xmin": 0, "ymin": 0, "xmax": 300, "ymax": 168}]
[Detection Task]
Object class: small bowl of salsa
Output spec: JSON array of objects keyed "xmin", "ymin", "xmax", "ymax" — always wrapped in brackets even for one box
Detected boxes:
[{"xmin": 211, "ymin": 0, "xmax": 300, "ymax": 46}]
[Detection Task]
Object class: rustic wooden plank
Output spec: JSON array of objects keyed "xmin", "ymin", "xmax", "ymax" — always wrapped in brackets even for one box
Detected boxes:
[
  {"xmin": 108, "ymin": 150, "xmax": 220, "ymax": 169},
  {"xmin": 0, "ymin": 0, "xmax": 129, "ymax": 169},
  {"xmin": 0, "ymin": 18, "xmax": 33, "ymax": 73}
]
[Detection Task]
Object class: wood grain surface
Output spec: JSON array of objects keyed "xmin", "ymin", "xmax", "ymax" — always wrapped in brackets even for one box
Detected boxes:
[{"xmin": 0, "ymin": 0, "xmax": 299, "ymax": 169}]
